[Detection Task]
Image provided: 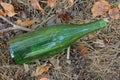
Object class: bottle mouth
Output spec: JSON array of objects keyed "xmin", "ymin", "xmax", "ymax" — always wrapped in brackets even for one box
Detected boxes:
[{"xmin": 99, "ymin": 19, "xmax": 107, "ymax": 28}]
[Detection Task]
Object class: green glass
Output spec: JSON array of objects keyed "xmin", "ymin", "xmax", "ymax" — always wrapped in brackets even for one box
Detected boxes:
[{"xmin": 9, "ymin": 19, "xmax": 107, "ymax": 64}]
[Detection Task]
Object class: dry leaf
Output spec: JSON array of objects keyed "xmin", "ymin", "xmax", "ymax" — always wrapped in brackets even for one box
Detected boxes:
[
  {"xmin": 35, "ymin": 64, "xmax": 52, "ymax": 76},
  {"xmin": 75, "ymin": 46, "xmax": 88, "ymax": 56},
  {"xmin": 88, "ymin": 33, "xmax": 95, "ymax": 39},
  {"xmin": 47, "ymin": 0, "xmax": 56, "ymax": 7},
  {"xmin": 39, "ymin": 78, "xmax": 49, "ymax": 80},
  {"xmin": 91, "ymin": 0, "xmax": 110, "ymax": 17},
  {"xmin": 68, "ymin": 0, "xmax": 74, "ymax": 6},
  {"xmin": 15, "ymin": 18, "xmax": 34, "ymax": 27},
  {"xmin": 59, "ymin": 13, "xmax": 69, "ymax": 22},
  {"xmin": 79, "ymin": 46, "xmax": 88, "ymax": 56},
  {"xmin": 0, "ymin": 2, "xmax": 16, "ymax": 17},
  {"xmin": 39, "ymin": 76, "xmax": 49, "ymax": 80},
  {"xmin": 0, "ymin": 9, "xmax": 6, "ymax": 16},
  {"xmin": 108, "ymin": 7, "xmax": 120, "ymax": 19},
  {"xmin": 29, "ymin": 0, "xmax": 44, "ymax": 12},
  {"xmin": 118, "ymin": 4, "xmax": 120, "ymax": 10}
]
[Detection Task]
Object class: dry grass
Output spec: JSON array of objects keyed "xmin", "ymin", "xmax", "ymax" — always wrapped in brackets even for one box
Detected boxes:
[{"xmin": 0, "ymin": 0, "xmax": 120, "ymax": 80}]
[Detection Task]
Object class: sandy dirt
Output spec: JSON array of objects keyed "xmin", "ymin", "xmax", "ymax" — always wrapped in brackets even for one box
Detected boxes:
[{"xmin": 0, "ymin": 0, "xmax": 120, "ymax": 80}]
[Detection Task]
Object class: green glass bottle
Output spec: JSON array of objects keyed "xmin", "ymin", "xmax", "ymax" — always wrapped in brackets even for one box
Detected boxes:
[{"xmin": 9, "ymin": 19, "xmax": 107, "ymax": 64}]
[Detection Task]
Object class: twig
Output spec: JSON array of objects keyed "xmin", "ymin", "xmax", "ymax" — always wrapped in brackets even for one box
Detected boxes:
[
  {"xmin": 23, "ymin": 64, "xmax": 29, "ymax": 72},
  {"xmin": 0, "ymin": 27, "xmax": 16, "ymax": 32},
  {"xmin": 0, "ymin": 65, "xmax": 21, "ymax": 68},
  {"xmin": 67, "ymin": 47, "xmax": 70, "ymax": 59},
  {"xmin": 0, "ymin": 15, "xmax": 31, "ymax": 32},
  {"xmin": 55, "ymin": 69, "xmax": 73, "ymax": 79},
  {"xmin": 36, "ymin": 7, "xmax": 54, "ymax": 30}
]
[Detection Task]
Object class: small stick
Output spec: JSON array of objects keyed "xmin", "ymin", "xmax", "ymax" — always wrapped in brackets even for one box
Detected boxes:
[
  {"xmin": 23, "ymin": 64, "xmax": 29, "ymax": 72},
  {"xmin": 0, "ymin": 15, "xmax": 31, "ymax": 32},
  {"xmin": 0, "ymin": 27, "xmax": 16, "ymax": 32},
  {"xmin": 36, "ymin": 7, "xmax": 54, "ymax": 30},
  {"xmin": 67, "ymin": 46, "xmax": 70, "ymax": 59}
]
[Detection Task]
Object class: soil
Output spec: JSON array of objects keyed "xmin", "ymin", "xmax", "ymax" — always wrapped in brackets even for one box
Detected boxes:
[{"xmin": 0, "ymin": 0, "xmax": 120, "ymax": 80}]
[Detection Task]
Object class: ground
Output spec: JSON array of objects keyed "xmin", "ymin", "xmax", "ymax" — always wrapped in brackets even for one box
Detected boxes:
[{"xmin": 0, "ymin": 0, "xmax": 120, "ymax": 80}]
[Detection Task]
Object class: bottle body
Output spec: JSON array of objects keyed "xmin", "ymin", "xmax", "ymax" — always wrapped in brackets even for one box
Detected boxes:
[{"xmin": 9, "ymin": 19, "xmax": 107, "ymax": 64}]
